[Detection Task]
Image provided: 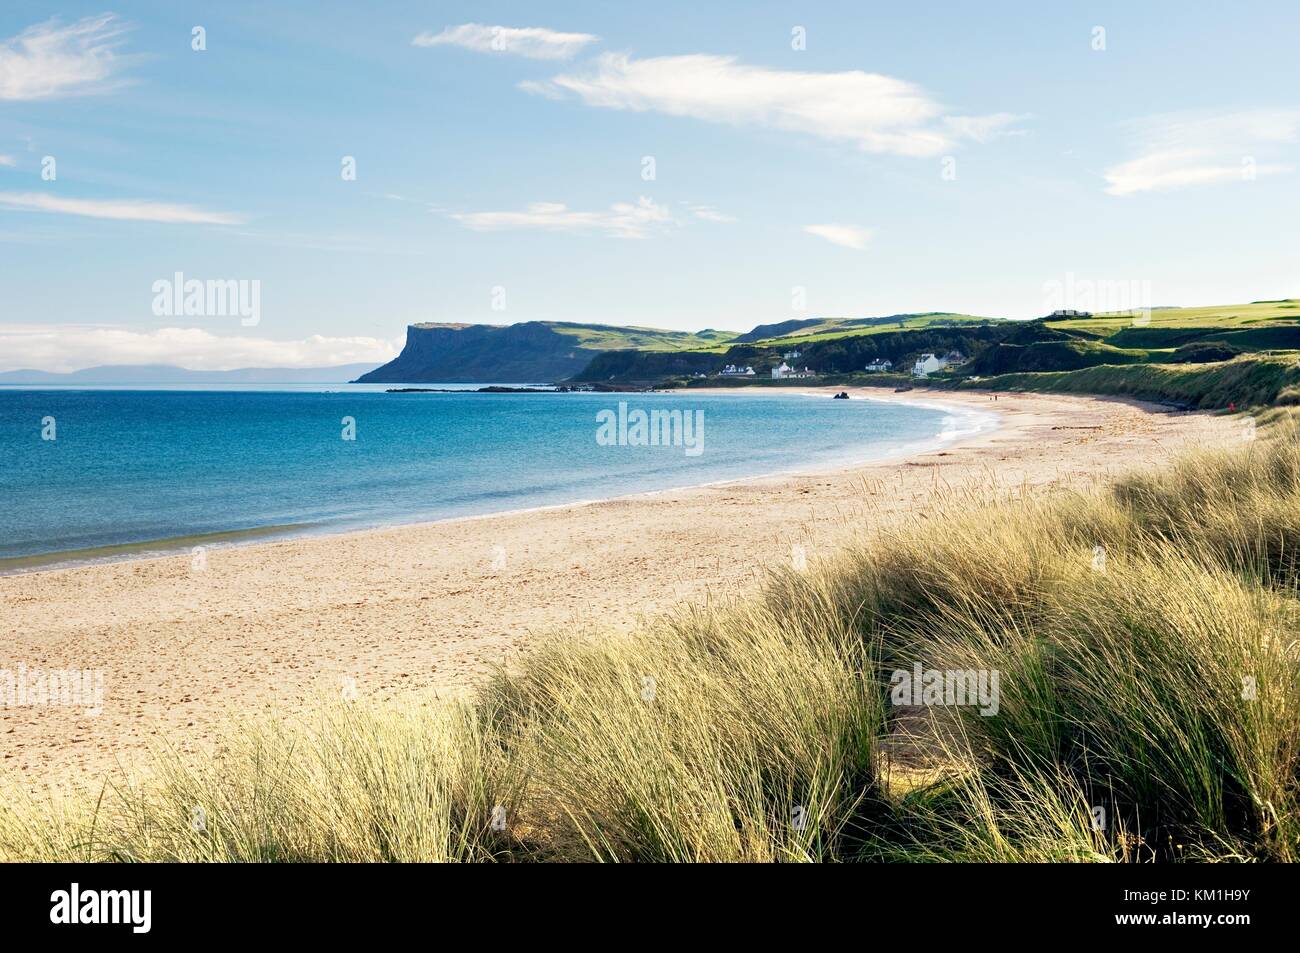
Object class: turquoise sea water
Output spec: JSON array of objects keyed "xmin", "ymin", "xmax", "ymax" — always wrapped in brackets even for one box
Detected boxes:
[{"xmin": 0, "ymin": 387, "xmax": 995, "ymax": 571}]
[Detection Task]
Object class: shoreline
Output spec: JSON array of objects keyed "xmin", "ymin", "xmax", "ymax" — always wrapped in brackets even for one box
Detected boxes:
[
  {"xmin": 0, "ymin": 389, "xmax": 997, "ymax": 578},
  {"xmin": 1, "ymin": 388, "xmax": 1238, "ymax": 785}
]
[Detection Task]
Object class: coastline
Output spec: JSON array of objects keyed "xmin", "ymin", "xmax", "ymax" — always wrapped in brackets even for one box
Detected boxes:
[
  {"xmin": 1, "ymin": 388, "xmax": 1238, "ymax": 784},
  {"xmin": 0, "ymin": 388, "xmax": 996, "ymax": 577}
]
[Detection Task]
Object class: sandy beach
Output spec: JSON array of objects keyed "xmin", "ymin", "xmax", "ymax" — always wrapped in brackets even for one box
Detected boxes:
[{"xmin": 0, "ymin": 388, "xmax": 1238, "ymax": 784}]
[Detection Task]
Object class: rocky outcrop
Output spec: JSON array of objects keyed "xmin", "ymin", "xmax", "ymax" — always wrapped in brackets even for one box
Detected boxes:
[{"xmin": 354, "ymin": 322, "xmax": 596, "ymax": 383}]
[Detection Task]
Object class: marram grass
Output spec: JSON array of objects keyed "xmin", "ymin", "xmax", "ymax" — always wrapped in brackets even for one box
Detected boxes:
[{"xmin": 2, "ymin": 420, "xmax": 1298, "ymax": 862}]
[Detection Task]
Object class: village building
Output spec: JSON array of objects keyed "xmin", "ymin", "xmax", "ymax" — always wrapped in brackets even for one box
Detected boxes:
[
  {"xmin": 912, "ymin": 353, "xmax": 947, "ymax": 377},
  {"xmin": 773, "ymin": 363, "xmax": 818, "ymax": 379}
]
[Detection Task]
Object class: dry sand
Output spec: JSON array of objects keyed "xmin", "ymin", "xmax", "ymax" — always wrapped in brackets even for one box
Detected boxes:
[{"xmin": 0, "ymin": 388, "xmax": 1239, "ymax": 785}]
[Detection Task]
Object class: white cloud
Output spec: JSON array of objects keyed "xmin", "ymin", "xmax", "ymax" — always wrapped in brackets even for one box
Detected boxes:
[
  {"xmin": 0, "ymin": 14, "xmax": 128, "ymax": 101},
  {"xmin": 0, "ymin": 325, "xmax": 399, "ymax": 373},
  {"xmin": 413, "ymin": 23, "xmax": 597, "ymax": 60},
  {"xmin": 686, "ymin": 204, "xmax": 736, "ymax": 223},
  {"xmin": 517, "ymin": 79, "xmax": 565, "ymax": 100},
  {"xmin": 943, "ymin": 113, "xmax": 1028, "ymax": 144},
  {"xmin": 0, "ymin": 192, "xmax": 244, "ymax": 225},
  {"xmin": 450, "ymin": 196, "xmax": 673, "ymax": 238},
  {"xmin": 524, "ymin": 53, "xmax": 1023, "ymax": 157},
  {"xmin": 803, "ymin": 223, "xmax": 872, "ymax": 250},
  {"xmin": 0, "ymin": 154, "xmax": 16, "ymax": 167},
  {"xmin": 1105, "ymin": 110, "xmax": 1300, "ymax": 196}
]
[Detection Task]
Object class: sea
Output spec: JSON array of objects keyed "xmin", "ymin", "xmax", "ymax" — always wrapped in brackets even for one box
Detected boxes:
[{"xmin": 0, "ymin": 385, "xmax": 997, "ymax": 572}]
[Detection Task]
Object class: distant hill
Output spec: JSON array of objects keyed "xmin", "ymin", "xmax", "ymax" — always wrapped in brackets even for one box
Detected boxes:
[
  {"xmin": 731, "ymin": 317, "xmax": 830, "ymax": 343},
  {"xmin": 355, "ymin": 321, "xmax": 733, "ymax": 383},
  {"xmin": 733, "ymin": 312, "xmax": 998, "ymax": 344},
  {"xmin": 0, "ymin": 363, "xmax": 380, "ymax": 384},
  {"xmin": 861, "ymin": 298, "xmax": 1300, "ymax": 410}
]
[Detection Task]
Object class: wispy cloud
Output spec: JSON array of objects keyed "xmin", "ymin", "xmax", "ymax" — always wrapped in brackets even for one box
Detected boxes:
[
  {"xmin": 1104, "ymin": 109, "xmax": 1300, "ymax": 196},
  {"xmin": 686, "ymin": 204, "xmax": 736, "ymax": 223},
  {"xmin": 803, "ymin": 223, "xmax": 872, "ymax": 250},
  {"xmin": 943, "ymin": 113, "xmax": 1028, "ymax": 143},
  {"xmin": 413, "ymin": 23, "xmax": 598, "ymax": 60},
  {"xmin": 450, "ymin": 196, "xmax": 673, "ymax": 239},
  {"xmin": 0, "ymin": 325, "xmax": 399, "ymax": 374},
  {"xmin": 523, "ymin": 53, "xmax": 1024, "ymax": 157},
  {"xmin": 0, "ymin": 14, "xmax": 129, "ymax": 101},
  {"xmin": 0, "ymin": 154, "xmax": 16, "ymax": 168},
  {"xmin": 0, "ymin": 192, "xmax": 244, "ymax": 225}
]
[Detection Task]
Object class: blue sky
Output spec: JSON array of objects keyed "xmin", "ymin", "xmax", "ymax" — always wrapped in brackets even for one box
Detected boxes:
[{"xmin": 1, "ymin": 1, "xmax": 1298, "ymax": 371}]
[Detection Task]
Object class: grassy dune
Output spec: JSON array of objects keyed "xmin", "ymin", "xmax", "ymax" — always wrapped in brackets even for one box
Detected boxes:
[
  {"xmin": 959, "ymin": 301, "xmax": 1300, "ymax": 407},
  {"xmin": 3, "ymin": 420, "xmax": 1298, "ymax": 862},
  {"xmin": 958, "ymin": 354, "xmax": 1300, "ymax": 409}
]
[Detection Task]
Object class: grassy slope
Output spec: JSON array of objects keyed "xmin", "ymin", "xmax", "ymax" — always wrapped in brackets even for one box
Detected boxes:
[
  {"xmin": 545, "ymin": 323, "xmax": 737, "ymax": 352},
  {"xmin": 955, "ymin": 354, "xmax": 1300, "ymax": 409},
  {"xmin": 642, "ymin": 300, "xmax": 1300, "ymax": 403},
  {"xmin": 407, "ymin": 321, "xmax": 736, "ymax": 354},
  {"xmin": 828, "ymin": 300, "xmax": 1300, "ymax": 409},
  {"xmin": 714, "ymin": 313, "xmax": 999, "ymax": 351},
  {"xmin": 1044, "ymin": 299, "xmax": 1300, "ymax": 339},
  {"xmin": 5, "ymin": 421, "xmax": 1298, "ymax": 862}
]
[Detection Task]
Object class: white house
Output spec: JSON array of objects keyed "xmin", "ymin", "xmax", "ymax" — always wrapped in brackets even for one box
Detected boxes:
[
  {"xmin": 720, "ymin": 364, "xmax": 756, "ymax": 377},
  {"xmin": 783, "ymin": 350, "xmax": 802, "ymax": 360},
  {"xmin": 864, "ymin": 358, "xmax": 893, "ymax": 373},
  {"xmin": 943, "ymin": 350, "xmax": 967, "ymax": 366},
  {"xmin": 772, "ymin": 363, "xmax": 818, "ymax": 379},
  {"xmin": 912, "ymin": 353, "xmax": 947, "ymax": 377}
]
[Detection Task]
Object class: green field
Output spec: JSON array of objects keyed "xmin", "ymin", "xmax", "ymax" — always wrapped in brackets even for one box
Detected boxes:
[
  {"xmin": 1044, "ymin": 299, "xmax": 1300, "ymax": 339},
  {"xmin": 743, "ymin": 312, "xmax": 998, "ymax": 347},
  {"xmin": 545, "ymin": 322, "xmax": 737, "ymax": 352}
]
